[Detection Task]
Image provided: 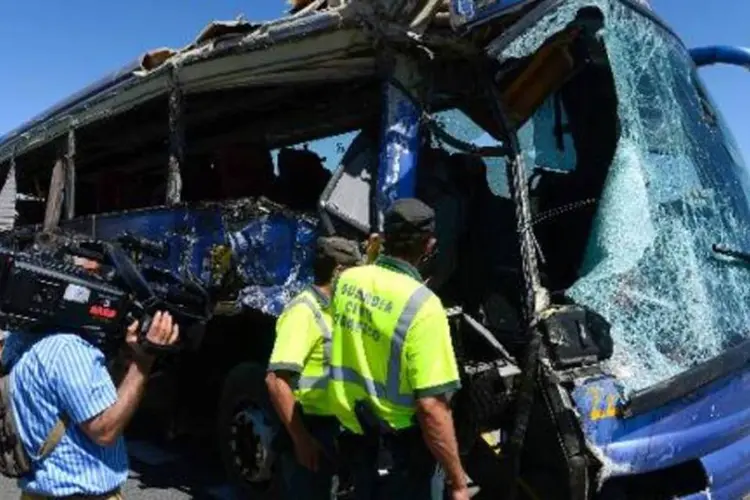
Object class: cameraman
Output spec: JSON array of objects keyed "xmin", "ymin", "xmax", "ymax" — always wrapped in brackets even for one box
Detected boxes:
[{"xmin": 4, "ymin": 255, "xmax": 180, "ymax": 500}]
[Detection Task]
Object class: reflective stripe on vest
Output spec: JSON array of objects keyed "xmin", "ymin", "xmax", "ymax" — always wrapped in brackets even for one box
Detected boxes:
[
  {"xmin": 286, "ymin": 293, "xmax": 332, "ymax": 391},
  {"xmin": 331, "ymin": 284, "xmax": 432, "ymax": 406}
]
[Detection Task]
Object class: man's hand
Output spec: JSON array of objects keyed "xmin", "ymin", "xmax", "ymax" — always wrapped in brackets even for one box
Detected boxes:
[
  {"xmin": 449, "ymin": 483, "xmax": 471, "ymax": 500},
  {"xmin": 126, "ymin": 311, "xmax": 179, "ymax": 370},
  {"xmin": 292, "ymin": 429, "xmax": 325, "ymax": 472},
  {"xmin": 416, "ymin": 395, "xmax": 468, "ymax": 497},
  {"xmin": 266, "ymin": 371, "xmax": 329, "ymax": 472},
  {"xmin": 81, "ymin": 312, "xmax": 178, "ymax": 447}
]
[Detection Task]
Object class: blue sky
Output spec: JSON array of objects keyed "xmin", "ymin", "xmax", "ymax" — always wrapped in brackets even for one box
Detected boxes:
[{"xmin": 0, "ymin": 1, "xmax": 747, "ymax": 158}]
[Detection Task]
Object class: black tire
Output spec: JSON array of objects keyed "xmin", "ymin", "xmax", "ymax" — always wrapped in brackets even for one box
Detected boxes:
[{"xmin": 218, "ymin": 362, "xmax": 281, "ymax": 499}]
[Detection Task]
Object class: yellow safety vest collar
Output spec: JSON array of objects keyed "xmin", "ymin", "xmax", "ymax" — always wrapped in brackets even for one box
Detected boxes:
[{"xmin": 374, "ymin": 255, "xmax": 423, "ymax": 282}]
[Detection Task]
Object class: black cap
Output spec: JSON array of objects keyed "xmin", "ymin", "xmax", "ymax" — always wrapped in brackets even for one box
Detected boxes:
[
  {"xmin": 317, "ymin": 236, "xmax": 362, "ymax": 266},
  {"xmin": 383, "ymin": 198, "xmax": 436, "ymax": 237}
]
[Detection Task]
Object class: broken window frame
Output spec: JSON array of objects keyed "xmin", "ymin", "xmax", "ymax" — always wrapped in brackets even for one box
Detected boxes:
[
  {"xmin": 17, "ymin": 75, "xmax": 382, "ymax": 222},
  {"xmin": 41, "ymin": 130, "xmax": 78, "ymax": 232}
]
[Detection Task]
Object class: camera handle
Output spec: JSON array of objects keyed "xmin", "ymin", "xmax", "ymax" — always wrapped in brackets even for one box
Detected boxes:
[
  {"xmin": 81, "ymin": 240, "xmax": 209, "ymax": 356},
  {"xmin": 125, "ymin": 304, "xmax": 183, "ymax": 357}
]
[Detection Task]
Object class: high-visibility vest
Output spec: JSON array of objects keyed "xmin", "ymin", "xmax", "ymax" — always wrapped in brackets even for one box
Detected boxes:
[
  {"xmin": 328, "ymin": 256, "xmax": 460, "ymax": 433},
  {"xmin": 268, "ymin": 288, "xmax": 333, "ymax": 416}
]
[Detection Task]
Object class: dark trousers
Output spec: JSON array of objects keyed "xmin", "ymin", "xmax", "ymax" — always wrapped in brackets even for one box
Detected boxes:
[
  {"xmin": 339, "ymin": 430, "xmax": 445, "ymax": 500},
  {"xmin": 275, "ymin": 414, "xmax": 339, "ymax": 500},
  {"xmin": 258, "ymin": 384, "xmax": 339, "ymax": 500}
]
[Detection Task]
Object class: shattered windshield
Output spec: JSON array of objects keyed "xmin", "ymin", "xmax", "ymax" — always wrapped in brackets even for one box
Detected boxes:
[{"xmin": 496, "ymin": 0, "xmax": 750, "ymax": 393}]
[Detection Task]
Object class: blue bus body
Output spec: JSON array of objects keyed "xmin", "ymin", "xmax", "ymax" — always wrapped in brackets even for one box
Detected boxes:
[
  {"xmin": 55, "ymin": 203, "xmax": 318, "ymax": 317},
  {"xmin": 573, "ymin": 371, "xmax": 750, "ymax": 498}
]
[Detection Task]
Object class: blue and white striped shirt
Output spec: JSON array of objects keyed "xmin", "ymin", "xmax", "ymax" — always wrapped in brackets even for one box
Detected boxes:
[{"xmin": 7, "ymin": 333, "xmax": 128, "ymax": 496}]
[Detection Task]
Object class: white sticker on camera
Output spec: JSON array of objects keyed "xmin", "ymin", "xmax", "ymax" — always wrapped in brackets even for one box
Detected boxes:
[{"xmin": 63, "ymin": 284, "xmax": 91, "ymax": 304}]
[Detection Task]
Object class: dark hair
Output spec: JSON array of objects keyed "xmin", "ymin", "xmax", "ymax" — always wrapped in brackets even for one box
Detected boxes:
[
  {"xmin": 313, "ymin": 253, "xmax": 339, "ymax": 285},
  {"xmin": 384, "ymin": 232, "xmax": 431, "ymax": 263}
]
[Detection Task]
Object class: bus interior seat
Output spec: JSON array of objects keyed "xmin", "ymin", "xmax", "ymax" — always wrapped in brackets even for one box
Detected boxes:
[
  {"xmin": 413, "ymin": 149, "xmax": 524, "ymax": 355},
  {"xmin": 96, "ymin": 171, "xmax": 127, "ymax": 212},
  {"xmin": 415, "ymin": 147, "xmax": 455, "ymax": 204},
  {"xmin": 414, "ymin": 148, "xmax": 522, "ymax": 331},
  {"xmin": 214, "ymin": 143, "xmax": 277, "ymax": 201},
  {"xmin": 415, "ymin": 147, "xmax": 469, "ymax": 294},
  {"xmin": 531, "ymin": 64, "xmax": 619, "ymax": 291},
  {"xmin": 452, "ymin": 153, "xmax": 520, "ymax": 272},
  {"xmin": 276, "ymin": 147, "xmax": 332, "ymax": 211},
  {"xmin": 449, "ymin": 153, "xmax": 524, "ymax": 333},
  {"xmin": 449, "ymin": 153, "xmax": 495, "ymax": 204}
]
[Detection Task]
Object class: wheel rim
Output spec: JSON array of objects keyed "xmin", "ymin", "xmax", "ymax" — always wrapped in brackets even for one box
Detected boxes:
[{"xmin": 227, "ymin": 402, "xmax": 275, "ymax": 485}]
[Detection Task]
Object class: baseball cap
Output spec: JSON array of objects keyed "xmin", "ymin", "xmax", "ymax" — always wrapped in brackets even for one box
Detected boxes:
[
  {"xmin": 383, "ymin": 198, "xmax": 436, "ymax": 237},
  {"xmin": 317, "ymin": 236, "xmax": 362, "ymax": 266}
]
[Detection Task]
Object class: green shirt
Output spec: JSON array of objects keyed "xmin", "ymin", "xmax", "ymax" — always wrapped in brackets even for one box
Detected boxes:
[{"xmin": 268, "ymin": 287, "xmax": 333, "ymax": 416}]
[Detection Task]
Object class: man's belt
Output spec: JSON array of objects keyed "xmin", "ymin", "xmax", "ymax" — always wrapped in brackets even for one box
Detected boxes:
[{"xmin": 348, "ymin": 401, "xmax": 425, "ymax": 473}]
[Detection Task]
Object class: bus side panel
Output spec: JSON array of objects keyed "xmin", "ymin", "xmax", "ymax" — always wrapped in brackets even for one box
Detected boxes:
[
  {"xmin": 60, "ymin": 207, "xmax": 226, "ymax": 286},
  {"xmin": 229, "ymin": 210, "xmax": 319, "ymax": 316},
  {"xmin": 571, "ymin": 370, "xmax": 750, "ymax": 495},
  {"xmin": 59, "ymin": 203, "xmax": 319, "ymax": 317}
]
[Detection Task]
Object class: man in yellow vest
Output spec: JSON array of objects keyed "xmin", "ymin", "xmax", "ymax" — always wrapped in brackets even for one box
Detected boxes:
[
  {"xmin": 266, "ymin": 236, "xmax": 362, "ymax": 499},
  {"xmin": 329, "ymin": 198, "xmax": 469, "ymax": 500}
]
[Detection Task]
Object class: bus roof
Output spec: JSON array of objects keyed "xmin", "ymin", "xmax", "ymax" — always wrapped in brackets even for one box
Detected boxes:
[
  {"xmin": 0, "ymin": 59, "xmax": 141, "ymax": 146},
  {"xmin": 0, "ymin": 0, "xmax": 670, "ymax": 165},
  {"xmin": 0, "ymin": 2, "xmax": 360, "ymax": 164}
]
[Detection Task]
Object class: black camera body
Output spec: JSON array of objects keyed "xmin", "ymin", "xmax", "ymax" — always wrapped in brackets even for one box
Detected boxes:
[
  {"xmin": 0, "ymin": 233, "xmax": 213, "ymax": 355},
  {"xmin": 0, "ymin": 252, "xmax": 131, "ymax": 337}
]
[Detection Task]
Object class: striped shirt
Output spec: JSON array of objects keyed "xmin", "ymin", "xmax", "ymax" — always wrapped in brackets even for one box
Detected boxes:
[{"xmin": 8, "ymin": 333, "xmax": 128, "ymax": 496}]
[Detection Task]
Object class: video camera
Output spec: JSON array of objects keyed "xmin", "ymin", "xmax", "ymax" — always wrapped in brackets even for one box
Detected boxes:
[{"xmin": 0, "ymin": 232, "xmax": 213, "ymax": 356}]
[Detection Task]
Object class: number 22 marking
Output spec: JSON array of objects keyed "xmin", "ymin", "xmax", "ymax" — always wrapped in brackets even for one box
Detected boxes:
[{"xmin": 587, "ymin": 387, "xmax": 618, "ymax": 421}]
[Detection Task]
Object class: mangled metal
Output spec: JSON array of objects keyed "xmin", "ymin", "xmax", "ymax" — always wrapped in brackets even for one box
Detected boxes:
[
  {"xmin": 166, "ymin": 67, "xmax": 184, "ymax": 206},
  {"xmin": 64, "ymin": 130, "xmax": 76, "ymax": 220},
  {"xmin": 228, "ymin": 200, "xmax": 319, "ymax": 316},
  {"xmin": 0, "ymin": 161, "xmax": 17, "ymax": 231}
]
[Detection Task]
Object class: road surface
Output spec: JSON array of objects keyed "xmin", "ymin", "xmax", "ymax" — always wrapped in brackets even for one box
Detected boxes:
[{"xmin": 0, "ymin": 428, "xmax": 486, "ymax": 499}]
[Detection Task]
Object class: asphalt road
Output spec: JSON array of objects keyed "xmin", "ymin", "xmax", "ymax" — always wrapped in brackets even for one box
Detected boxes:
[
  {"xmin": 0, "ymin": 435, "xmax": 240, "ymax": 500},
  {"xmin": 0, "ymin": 428, "xmax": 485, "ymax": 500}
]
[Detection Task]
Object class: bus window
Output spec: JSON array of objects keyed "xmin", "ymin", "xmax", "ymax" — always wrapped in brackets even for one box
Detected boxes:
[
  {"xmin": 182, "ymin": 143, "xmax": 276, "ymax": 203},
  {"xmin": 270, "ymin": 130, "xmax": 358, "ymax": 211}
]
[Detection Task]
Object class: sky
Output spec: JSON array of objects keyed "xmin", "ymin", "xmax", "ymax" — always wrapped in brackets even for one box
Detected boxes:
[{"xmin": 0, "ymin": 0, "xmax": 747, "ymax": 158}]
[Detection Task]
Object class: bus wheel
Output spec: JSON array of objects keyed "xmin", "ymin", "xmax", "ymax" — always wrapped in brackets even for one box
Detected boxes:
[{"xmin": 218, "ymin": 362, "xmax": 279, "ymax": 499}]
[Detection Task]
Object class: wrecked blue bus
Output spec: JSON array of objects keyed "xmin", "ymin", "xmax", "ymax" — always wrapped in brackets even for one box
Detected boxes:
[{"xmin": 0, "ymin": 0, "xmax": 748, "ymax": 498}]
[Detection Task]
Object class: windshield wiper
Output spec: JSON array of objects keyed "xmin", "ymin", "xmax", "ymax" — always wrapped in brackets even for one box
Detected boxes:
[{"xmin": 712, "ymin": 243, "xmax": 750, "ymax": 263}]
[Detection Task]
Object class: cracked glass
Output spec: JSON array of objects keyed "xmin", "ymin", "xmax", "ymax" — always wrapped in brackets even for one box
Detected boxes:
[{"xmin": 494, "ymin": 0, "xmax": 750, "ymax": 393}]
